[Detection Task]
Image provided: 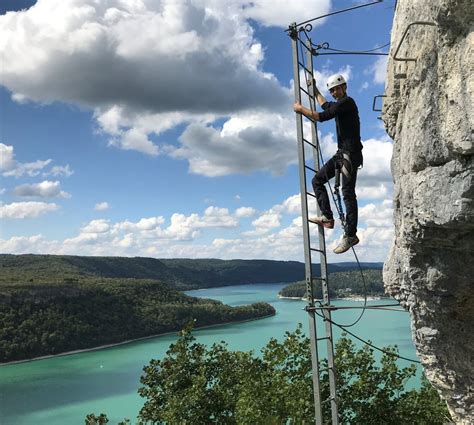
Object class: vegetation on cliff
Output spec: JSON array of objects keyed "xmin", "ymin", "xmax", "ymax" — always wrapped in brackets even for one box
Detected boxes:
[{"xmin": 279, "ymin": 269, "xmax": 385, "ymax": 299}]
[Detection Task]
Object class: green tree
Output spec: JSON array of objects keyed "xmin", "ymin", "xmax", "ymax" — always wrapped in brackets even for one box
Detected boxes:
[
  {"xmin": 138, "ymin": 324, "xmax": 451, "ymax": 424},
  {"xmin": 85, "ymin": 413, "xmax": 109, "ymax": 424}
]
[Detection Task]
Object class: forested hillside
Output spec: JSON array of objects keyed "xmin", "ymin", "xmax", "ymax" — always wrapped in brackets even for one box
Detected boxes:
[
  {"xmin": 1, "ymin": 254, "xmax": 306, "ymax": 362},
  {"xmin": 0, "ymin": 255, "xmax": 382, "ymax": 362},
  {"xmin": 279, "ymin": 269, "xmax": 385, "ymax": 299},
  {"xmin": 0, "ymin": 277, "xmax": 274, "ymax": 363},
  {"xmin": 0, "ymin": 254, "xmax": 382, "ymax": 290}
]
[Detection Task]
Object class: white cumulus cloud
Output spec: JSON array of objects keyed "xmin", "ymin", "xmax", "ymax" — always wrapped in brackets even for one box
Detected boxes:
[
  {"xmin": 94, "ymin": 202, "xmax": 110, "ymax": 211},
  {"xmin": 240, "ymin": 0, "xmax": 330, "ymax": 27},
  {"xmin": 0, "ymin": 194, "xmax": 396, "ymax": 263},
  {"xmin": 45, "ymin": 164, "xmax": 74, "ymax": 177},
  {"xmin": 0, "ymin": 202, "xmax": 59, "ymax": 219},
  {"xmin": 170, "ymin": 111, "xmax": 296, "ymax": 176},
  {"xmin": 0, "ymin": 143, "xmax": 52, "ymax": 178},
  {"xmin": 368, "ymin": 56, "xmax": 389, "ymax": 85},
  {"xmin": 235, "ymin": 207, "xmax": 256, "ymax": 218},
  {"xmin": 0, "ymin": 0, "xmax": 305, "ymax": 158},
  {"xmin": 1, "ymin": 143, "xmax": 73, "ymax": 179},
  {"xmin": 13, "ymin": 180, "xmax": 71, "ymax": 199},
  {"xmin": 81, "ymin": 219, "xmax": 111, "ymax": 234},
  {"xmin": 358, "ymin": 137, "xmax": 393, "ymax": 182},
  {"xmin": 359, "ymin": 200, "xmax": 393, "ymax": 228},
  {"xmin": 274, "ymin": 194, "xmax": 301, "ymax": 215}
]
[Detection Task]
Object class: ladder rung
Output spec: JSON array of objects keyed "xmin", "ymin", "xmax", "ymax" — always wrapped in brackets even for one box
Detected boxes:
[
  {"xmin": 317, "ymin": 336, "xmax": 329, "ymax": 341},
  {"xmin": 304, "ymin": 164, "xmax": 317, "ymax": 173},
  {"xmin": 321, "ymin": 396, "xmax": 335, "ymax": 405},
  {"xmin": 297, "ymin": 61, "xmax": 314, "ymax": 77},
  {"xmin": 311, "ymin": 276, "xmax": 326, "ymax": 282},
  {"xmin": 299, "ymin": 86, "xmax": 317, "ymax": 101},
  {"xmin": 310, "ymin": 247, "xmax": 325, "ymax": 253},
  {"xmin": 297, "ymin": 38, "xmax": 314, "ymax": 53},
  {"xmin": 316, "ymin": 305, "xmax": 336, "ymax": 311},
  {"xmin": 305, "ymin": 191, "xmax": 316, "ymax": 199},
  {"xmin": 308, "ymin": 218, "xmax": 327, "ymax": 225},
  {"xmin": 303, "ymin": 138, "xmax": 318, "ymax": 149}
]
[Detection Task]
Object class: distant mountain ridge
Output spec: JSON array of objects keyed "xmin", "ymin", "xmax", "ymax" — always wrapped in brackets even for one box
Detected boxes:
[{"xmin": 0, "ymin": 254, "xmax": 383, "ymax": 290}]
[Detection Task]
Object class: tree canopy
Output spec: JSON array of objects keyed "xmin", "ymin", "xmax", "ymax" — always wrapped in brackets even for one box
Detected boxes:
[{"xmin": 88, "ymin": 323, "xmax": 450, "ymax": 424}]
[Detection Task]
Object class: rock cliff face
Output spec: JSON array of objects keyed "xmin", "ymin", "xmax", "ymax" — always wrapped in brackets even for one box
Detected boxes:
[{"xmin": 382, "ymin": 0, "xmax": 473, "ymax": 422}]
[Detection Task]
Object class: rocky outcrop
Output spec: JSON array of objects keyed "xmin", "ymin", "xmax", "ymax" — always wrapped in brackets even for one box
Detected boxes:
[{"xmin": 382, "ymin": 0, "xmax": 473, "ymax": 423}]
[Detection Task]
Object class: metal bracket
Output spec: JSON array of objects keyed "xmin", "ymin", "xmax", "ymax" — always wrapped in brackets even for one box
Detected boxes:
[
  {"xmin": 372, "ymin": 94, "xmax": 387, "ymax": 112},
  {"xmin": 288, "ymin": 22, "xmax": 298, "ymax": 40},
  {"xmin": 393, "ymin": 21, "xmax": 437, "ymax": 62}
]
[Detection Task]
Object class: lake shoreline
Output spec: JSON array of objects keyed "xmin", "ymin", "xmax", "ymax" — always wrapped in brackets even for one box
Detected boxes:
[{"xmin": 0, "ymin": 312, "xmax": 275, "ymax": 366}]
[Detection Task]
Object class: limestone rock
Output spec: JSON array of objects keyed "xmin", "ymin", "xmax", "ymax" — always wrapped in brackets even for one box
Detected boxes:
[{"xmin": 382, "ymin": 0, "xmax": 473, "ymax": 423}]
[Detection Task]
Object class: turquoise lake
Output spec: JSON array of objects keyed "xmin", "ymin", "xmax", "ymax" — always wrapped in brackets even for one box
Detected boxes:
[{"xmin": 0, "ymin": 283, "xmax": 419, "ymax": 424}]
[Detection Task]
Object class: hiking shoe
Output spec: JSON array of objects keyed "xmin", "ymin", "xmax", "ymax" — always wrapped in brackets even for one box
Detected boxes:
[
  {"xmin": 333, "ymin": 235, "xmax": 359, "ymax": 254},
  {"xmin": 309, "ymin": 215, "xmax": 334, "ymax": 229}
]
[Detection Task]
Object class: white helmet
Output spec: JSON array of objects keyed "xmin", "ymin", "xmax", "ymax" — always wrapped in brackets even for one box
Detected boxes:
[{"xmin": 327, "ymin": 74, "xmax": 346, "ymax": 90}]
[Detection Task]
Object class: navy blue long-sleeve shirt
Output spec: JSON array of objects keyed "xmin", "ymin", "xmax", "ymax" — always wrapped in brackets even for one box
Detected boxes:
[{"xmin": 318, "ymin": 96, "xmax": 363, "ymax": 153}]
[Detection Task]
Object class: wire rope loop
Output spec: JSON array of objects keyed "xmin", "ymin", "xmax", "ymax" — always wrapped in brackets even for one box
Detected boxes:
[{"xmin": 298, "ymin": 27, "xmax": 311, "ymax": 45}]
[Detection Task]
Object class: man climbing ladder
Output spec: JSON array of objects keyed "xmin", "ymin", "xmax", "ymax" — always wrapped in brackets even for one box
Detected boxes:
[{"xmin": 293, "ymin": 74, "xmax": 363, "ymax": 254}]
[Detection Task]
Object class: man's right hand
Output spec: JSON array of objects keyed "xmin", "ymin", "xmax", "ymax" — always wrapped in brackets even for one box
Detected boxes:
[
  {"xmin": 293, "ymin": 102, "xmax": 319, "ymax": 121},
  {"xmin": 293, "ymin": 102, "xmax": 302, "ymax": 113}
]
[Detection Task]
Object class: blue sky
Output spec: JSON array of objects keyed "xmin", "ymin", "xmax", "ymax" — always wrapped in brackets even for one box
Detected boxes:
[{"xmin": 0, "ymin": 0, "xmax": 396, "ymax": 262}]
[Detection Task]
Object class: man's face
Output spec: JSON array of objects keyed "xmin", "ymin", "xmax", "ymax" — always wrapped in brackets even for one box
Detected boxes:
[{"xmin": 329, "ymin": 84, "xmax": 346, "ymax": 100}]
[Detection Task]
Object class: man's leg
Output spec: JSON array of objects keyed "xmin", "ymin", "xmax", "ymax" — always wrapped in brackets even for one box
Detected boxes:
[
  {"xmin": 333, "ymin": 152, "xmax": 362, "ymax": 254},
  {"xmin": 312, "ymin": 156, "xmax": 336, "ymax": 220},
  {"xmin": 341, "ymin": 159, "xmax": 358, "ymax": 237}
]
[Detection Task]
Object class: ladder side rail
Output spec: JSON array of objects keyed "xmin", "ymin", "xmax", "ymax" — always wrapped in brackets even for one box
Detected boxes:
[
  {"xmin": 322, "ymin": 309, "xmax": 339, "ymax": 424},
  {"xmin": 290, "ymin": 30, "xmax": 323, "ymax": 425},
  {"xmin": 306, "ymin": 39, "xmax": 340, "ymax": 425}
]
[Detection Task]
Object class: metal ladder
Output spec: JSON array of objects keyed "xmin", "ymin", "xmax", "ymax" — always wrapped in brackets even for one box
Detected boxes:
[{"xmin": 289, "ymin": 24, "xmax": 339, "ymax": 425}]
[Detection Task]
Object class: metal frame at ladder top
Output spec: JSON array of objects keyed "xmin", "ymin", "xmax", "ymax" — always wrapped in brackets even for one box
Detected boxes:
[{"xmin": 289, "ymin": 24, "xmax": 339, "ymax": 425}]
